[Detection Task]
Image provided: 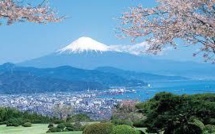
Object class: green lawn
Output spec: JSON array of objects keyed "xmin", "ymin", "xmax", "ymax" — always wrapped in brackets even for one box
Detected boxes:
[
  {"xmin": 0, "ymin": 124, "xmax": 82, "ymax": 134},
  {"xmin": 0, "ymin": 123, "xmax": 147, "ymax": 134}
]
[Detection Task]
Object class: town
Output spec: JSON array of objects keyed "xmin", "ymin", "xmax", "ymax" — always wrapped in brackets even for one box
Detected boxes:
[{"xmin": 0, "ymin": 90, "xmax": 131, "ymax": 120}]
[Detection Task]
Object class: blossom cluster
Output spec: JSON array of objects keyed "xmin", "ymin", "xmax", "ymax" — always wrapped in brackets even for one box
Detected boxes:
[
  {"xmin": 120, "ymin": 0, "xmax": 215, "ymax": 62},
  {"xmin": 0, "ymin": 0, "xmax": 61, "ymax": 25}
]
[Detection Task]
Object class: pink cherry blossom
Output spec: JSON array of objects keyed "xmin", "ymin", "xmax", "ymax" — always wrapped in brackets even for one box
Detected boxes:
[
  {"xmin": 120, "ymin": 0, "xmax": 215, "ymax": 63},
  {"xmin": 0, "ymin": 0, "xmax": 62, "ymax": 25}
]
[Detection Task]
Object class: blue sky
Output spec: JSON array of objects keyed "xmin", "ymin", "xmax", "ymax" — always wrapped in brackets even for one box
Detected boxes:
[{"xmin": 0, "ymin": 0, "xmax": 201, "ymax": 64}]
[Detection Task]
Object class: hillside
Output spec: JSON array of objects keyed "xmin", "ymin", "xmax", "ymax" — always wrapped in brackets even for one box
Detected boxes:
[
  {"xmin": 0, "ymin": 63, "xmax": 147, "ymax": 94},
  {"xmin": 95, "ymin": 67, "xmax": 188, "ymax": 82}
]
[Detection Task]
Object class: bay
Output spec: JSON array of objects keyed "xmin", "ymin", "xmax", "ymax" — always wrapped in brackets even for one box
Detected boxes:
[{"xmin": 99, "ymin": 80, "xmax": 215, "ymax": 101}]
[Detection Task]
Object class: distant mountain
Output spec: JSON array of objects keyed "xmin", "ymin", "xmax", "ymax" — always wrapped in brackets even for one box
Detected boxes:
[
  {"xmin": 0, "ymin": 71, "xmax": 103, "ymax": 94},
  {"xmin": 19, "ymin": 37, "xmax": 215, "ymax": 79},
  {"xmin": 0, "ymin": 63, "xmax": 147, "ymax": 94},
  {"xmin": 0, "ymin": 63, "xmax": 104, "ymax": 94},
  {"xmin": 95, "ymin": 67, "xmax": 188, "ymax": 82}
]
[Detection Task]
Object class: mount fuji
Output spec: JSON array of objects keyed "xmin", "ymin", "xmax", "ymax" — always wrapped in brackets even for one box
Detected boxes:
[
  {"xmin": 19, "ymin": 37, "xmax": 215, "ymax": 79},
  {"xmin": 58, "ymin": 37, "xmax": 110, "ymax": 53}
]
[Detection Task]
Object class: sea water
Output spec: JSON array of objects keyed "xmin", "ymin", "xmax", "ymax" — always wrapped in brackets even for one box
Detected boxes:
[{"xmin": 99, "ymin": 80, "xmax": 215, "ymax": 101}]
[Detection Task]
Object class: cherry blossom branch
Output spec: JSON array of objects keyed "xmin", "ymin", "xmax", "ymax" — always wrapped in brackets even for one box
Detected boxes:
[
  {"xmin": 0, "ymin": 0, "xmax": 63, "ymax": 25},
  {"xmin": 120, "ymin": 0, "xmax": 215, "ymax": 63}
]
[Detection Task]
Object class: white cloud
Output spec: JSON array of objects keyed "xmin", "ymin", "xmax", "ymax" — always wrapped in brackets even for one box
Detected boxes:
[
  {"xmin": 108, "ymin": 42, "xmax": 148, "ymax": 55},
  {"xmin": 109, "ymin": 41, "xmax": 169, "ymax": 56}
]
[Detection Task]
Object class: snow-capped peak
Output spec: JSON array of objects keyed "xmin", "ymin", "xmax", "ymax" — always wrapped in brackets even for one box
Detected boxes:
[
  {"xmin": 57, "ymin": 36, "xmax": 157, "ymax": 56},
  {"xmin": 58, "ymin": 37, "xmax": 109, "ymax": 53}
]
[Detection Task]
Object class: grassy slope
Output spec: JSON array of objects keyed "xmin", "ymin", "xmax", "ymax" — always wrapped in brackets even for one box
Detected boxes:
[{"xmin": 0, "ymin": 124, "xmax": 82, "ymax": 134}]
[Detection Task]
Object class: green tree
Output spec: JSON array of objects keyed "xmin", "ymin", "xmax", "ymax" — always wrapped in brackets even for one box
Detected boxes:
[
  {"xmin": 53, "ymin": 104, "xmax": 73, "ymax": 121},
  {"xmin": 111, "ymin": 100, "xmax": 145, "ymax": 126},
  {"xmin": 136, "ymin": 92, "xmax": 215, "ymax": 133},
  {"xmin": 67, "ymin": 114, "xmax": 91, "ymax": 122}
]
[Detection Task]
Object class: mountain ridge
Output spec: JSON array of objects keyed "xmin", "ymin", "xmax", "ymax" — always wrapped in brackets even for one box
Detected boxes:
[
  {"xmin": 0, "ymin": 63, "xmax": 149, "ymax": 94},
  {"xmin": 18, "ymin": 37, "xmax": 215, "ymax": 79}
]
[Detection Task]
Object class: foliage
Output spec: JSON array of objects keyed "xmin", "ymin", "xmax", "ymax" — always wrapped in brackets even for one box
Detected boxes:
[
  {"xmin": 209, "ymin": 118, "xmax": 215, "ymax": 125},
  {"xmin": 57, "ymin": 123, "xmax": 66, "ymax": 130},
  {"xmin": 52, "ymin": 119, "xmax": 65, "ymax": 124},
  {"xmin": 204, "ymin": 124, "xmax": 215, "ymax": 133},
  {"xmin": 48, "ymin": 123, "xmax": 54, "ymax": 128},
  {"xmin": 22, "ymin": 122, "xmax": 32, "ymax": 127},
  {"xmin": 111, "ymin": 119, "xmax": 133, "ymax": 126},
  {"xmin": 53, "ymin": 104, "xmax": 73, "ymax": 120},
  {"xmin": 136, "ymin": 92, "xmax": 215, "ymax": 133},
  {"xmin": 0, "ymin": 121, "xmax": 7, "ymax": 125},
  {"xmin": 83, "ymin": 123, "xmax": 114, "ymax": 134},
  {"xmin": 72, "ymin": 122, "xmax": 84, "ymax": 131},
  {"xmin": 6, "ymin": 118, "xmax": 23, "ymax": 127},
  {"xmin": 67, "ymin": 114, "xmax": 92, "ymax": 122},
  {"xmin": 110, "ymin": 125, "xmax": 138, "ymax": 134},
  {"xmin": 64, "ymin": 122, "xmax": 73, "ymax": 128},
  {"xmin": 133, "ymin": 120, "xmax": 145, "ymax": 128},
  {"xmin": 47, "ymin": 122, "xmax": 84, "ymax": 133},
  {"xmin": 0, "ymin": 107, "xmax": 56, "ymax": 126},
  {"xmin": 120, "ymin": 0, "xmax": 215, "ymax": 62},
  {"xmin": 111, "ymin": 100, "xmax": 144, "ymax": 126},
  {"xmin": 164, "ymin": 118, "xmax": 205, "ymax": 134},
  {"xmin": 165, "ymin": 122, "xmax": 203, "ymax": 134},
  {"xmin": 0, "ymin": 0, "xmax": 61, "ymax": 25},
  {"xmin": 189, "ymin": 118, "xmax": 205, "ymax": 131},
  {"xmin": 46, "ymin": 127, "xmax": 62, "ymax": 133}
]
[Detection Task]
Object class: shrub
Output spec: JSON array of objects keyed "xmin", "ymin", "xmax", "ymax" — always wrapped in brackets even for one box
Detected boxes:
[
  {"xmin": 7, "ymin": 123, "xmax": 19, "ymax": 127},
  {"xmin": 64, "ymin": 122, "xmax": 74, "ymax": 131},
  {"xmin": 111, "ymin": 125, "xmax": 137, "ymax": 134},
  {"xmin": 73, "ymin": 122, "xmax": 84, "ymax": 131},
  {"xmin": 47, "ymin": 123, "xmax": 66, "ymax": 133},
  {"xmin": 81, "ymin": 125, "xmax": 87, "ymax": 131},
  {"xmin": 190, "ymin": 119, "xmax": 205, "ymax": 131},
  {"xmin": 209, "ymin": 118, "xmax": 215, "ymax": 125},
  {"xmin": 67, "ymin": 114, "xmax": 91, "ymax": 122},
  {"xmin": 22, "ymin": 122, "xmax": 32, "ymax": 127},
  {"xmin": 47, "ymin": 127, "xmax": 62, "ymax": 133},
  {"xmin": 6, "ymin": 118, "xmax": 23, "ymax": 127},
  {"xmin": 66, "ymin": 126, "xmax": 74, "ymax": 131},
  {"xmin": 0, "ymin": 121, "xmax": 7, "ymax": 125},
  {"xmin": 48, "ymin": 123, "xmax": 54, "ymax": 128},
  {"xmin": 57, "ymin": 123, "xmax": 65, "ymax": 130},
  {"xmin": 83, "ymin": 123, "xmax": 113, "ymax": 134},
  {"xmin": 111, "ymin": 119, "xmax": 133, "ymax": 126},
  {"xmin": 53, "ymin": 120, "xmax": 65, "ymax": 124},
  {"xmin": 165, "ymin": 122, "xmax": 203, "ymax": 134},
  {"xmin": 64, "ymin": 122, "xmax": 73, "ymax": 128},
  {"xmin": 23, "ymin": 119, "xmax": 31, "ymax": 123},
  {"xmin": 204, "ymin": 125, "xmax": 215, "ymax": 133},
  {"xmin": 133, "ymin": 120, "xmax": 144, "ymax": 128}
]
